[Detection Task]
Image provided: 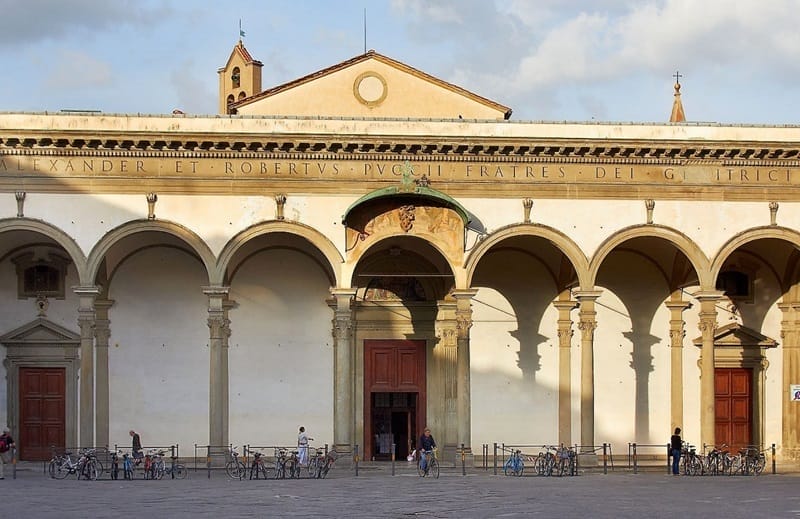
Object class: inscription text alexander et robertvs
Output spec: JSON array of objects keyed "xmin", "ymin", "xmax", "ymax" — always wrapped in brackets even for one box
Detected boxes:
[{"xmin": 0, "ymin": 156, "xmax": 797, "ymax": 185}]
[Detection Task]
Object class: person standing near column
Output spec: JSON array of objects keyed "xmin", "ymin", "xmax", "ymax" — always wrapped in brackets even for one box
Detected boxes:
[
  {"xmin": 0, "ymin": 428, "xmax": 16, "ymax": 480},
  {"xmin": 670, "ymin": 427, "xmax": 682, "ymax": 475},
  {"xmin": 130, "ymin": 429, "xmax": 143, "ymax": 465}
]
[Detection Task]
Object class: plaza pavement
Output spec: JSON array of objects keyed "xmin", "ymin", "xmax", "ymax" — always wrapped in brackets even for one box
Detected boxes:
[{"xmin": 5, "ymin": 462, "xmax": 800, "ymax": 518}]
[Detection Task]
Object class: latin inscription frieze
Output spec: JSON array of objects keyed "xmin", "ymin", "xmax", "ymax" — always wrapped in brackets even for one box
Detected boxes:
[{"xmin": 0, "ymin": 155, "xmax": 798, "ymax": 186}]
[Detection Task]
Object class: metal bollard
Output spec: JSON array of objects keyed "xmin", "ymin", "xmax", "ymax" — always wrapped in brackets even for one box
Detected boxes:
[
  {"xmin": 603, "ymin": 443, "xmax": 608, "ymax": 475},
  {"xmin": 632, "ymin": 443, "xmax": 638, "ymax": 474},
  {"xmin": 391, "ymin": 443, "xmax": 396, "ymax": 476},
  {"xmin": 493, "ymin": 443, "xmax": 497, "ymax": 476},
  {"xmin": 12, "ymin": 447, "xmax": 16, "ymax": 480},
  {"xmin": 772, "ymin": 443, "xmax": 776, "ymax": 474},
  {"xmin": 354, "ymin": 444, "xmax": 359, "ymax": 477},
  {"xmin": 171, "ymin": 445, "xmax": 177, "ymax": 479},
  {"xmin": 206, "ymin": 445, "xmax": 211, "ymax": 479},
  {"xmin": 666, "ymin": 443, "xmax": 671, "ymax": 474}
]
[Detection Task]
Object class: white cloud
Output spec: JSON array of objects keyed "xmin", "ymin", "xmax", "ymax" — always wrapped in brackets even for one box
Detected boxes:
[{"xmin": 44, "ymin": 50, "xmax": 113, "ymax": 90}]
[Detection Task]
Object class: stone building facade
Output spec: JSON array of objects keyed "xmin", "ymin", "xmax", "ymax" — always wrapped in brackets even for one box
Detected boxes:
[{"xmin": 1, "ymin": 41, "xmax": 799, "ymax": 462}]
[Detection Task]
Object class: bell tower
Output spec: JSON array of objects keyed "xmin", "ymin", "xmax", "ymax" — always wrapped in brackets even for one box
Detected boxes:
[{"xmin": 218, "ymin": 40, "xmax": 263, "ymax": 114}]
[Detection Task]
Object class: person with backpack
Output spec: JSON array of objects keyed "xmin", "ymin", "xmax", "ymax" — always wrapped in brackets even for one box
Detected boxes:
[{"xmin": 0, "ymin": 428, "xmax": 15, "ymax": 480}]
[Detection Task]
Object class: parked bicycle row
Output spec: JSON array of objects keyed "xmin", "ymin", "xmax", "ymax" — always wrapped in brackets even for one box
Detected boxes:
[
  {"xmin": 500, "ymin": 444, "xmax": 578, "ymax": 477},
  {"xmin": 673, "ymin": 443, "xmax": 767, "ymax": 476},
  {"xmin": 224, "ymin": 444, "xmax": 339, "ymax": 480},
  {"xmin": 46, "ymin": 445, "xmax": 186, "ymax": 481}
]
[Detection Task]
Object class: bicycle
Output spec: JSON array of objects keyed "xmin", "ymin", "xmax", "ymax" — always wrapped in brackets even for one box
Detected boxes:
[
  {"xmin": 681, "ymin": 443, "xmax": 704, "ymax": 476},
  {"xmin": 249, "ymin": 451, "xmax": 270, "ymax": 480},
  {"xmin": 417, "ymin": 449, "xmax": 439, "ymax": 478},
  {"xmin": 163, "ymin": 454, "xmax": 188, "ymax": 479},
  {"xmin": 110, "ymin": 450, "xmax": 120, "ymax": 480},
  {"xmin": 307, "ymin": 448, "xmax": 325, "ymax": 478},
  {"xmin": 122, "ymin": 451, "xmax": 135, "ymax": 480},
  {"xmin": 504, "ymin": 449, "xmax": 524, "ymax": 477},
  {"xmin": 318, "ymin": 448, "xmax": 338, "ymax": 479},
  {"xmin": 225, "ymin": 446, "xmax": 246, "ymax": 480}
]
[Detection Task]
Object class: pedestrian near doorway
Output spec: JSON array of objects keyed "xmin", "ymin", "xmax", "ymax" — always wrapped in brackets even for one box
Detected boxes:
[
  {"xmin": 670, "ymin": 427, "xmax": 682, "ymax": 475},
  {"xmin": 298, "ymin": 426, "xmax": 313, "ymax": 466},
  {"xmin": 418, "ymin": 427, "xmax": 436, "ymax": 473},
  {"xmin": 0, "ymin": 428, "xmax": 15, "ymax": 480}
]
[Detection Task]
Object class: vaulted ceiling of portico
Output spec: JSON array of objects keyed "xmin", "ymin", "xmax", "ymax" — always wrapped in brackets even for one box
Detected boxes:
[{"xmin": 99, "ymin": 231, "xmax": 206, "ymax": 285}]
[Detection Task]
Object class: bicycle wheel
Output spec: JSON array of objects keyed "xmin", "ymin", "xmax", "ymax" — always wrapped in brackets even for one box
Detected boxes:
[
  {"xmin": 83, "ymin": 460, "xmax": 99, "ymax": 481},
  {"xmin": 754, "ymin": 454, "xmax": 766, "ymax": 475},
  {"xmin": 417, "ymin": 457, "xmax": 427, "ymax": 477},
  {"xmin": 173, "ymin": 464, "xmax": 188, "ymax": 479},
  {"xmin": 320, "ymin": 459, "xmax": 332, "ymax": 479},
  {"xmin": 225, "ymin": 460, "xmax": 245, "ymax": 479},
  {"xmin": 54, "ymin": 462, "xmax": 72, "ymax": 479},
  {"xmin": 429, "ymin": 458, "xmax": 440, "ymax": 479},
  {"xmin": 48, "ymin": 458, "xmax": 59, "ymax": 478}
]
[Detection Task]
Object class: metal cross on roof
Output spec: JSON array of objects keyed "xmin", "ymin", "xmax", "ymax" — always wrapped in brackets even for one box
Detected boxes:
[{"xmin": 673, "ymin": 70, "xmax": 683, "ymax": 84}]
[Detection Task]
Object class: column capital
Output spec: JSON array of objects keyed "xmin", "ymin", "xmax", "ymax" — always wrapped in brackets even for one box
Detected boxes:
[
  {"xmin": 665, "ymin": 300, "xmax": 692, "ymax": 311},
  {"xmin": 553, "ymin": 299, "xmax": 578, "ymax": 312},
  {"xmin": 72, "ymin": 285, "xmax": 102, "ymax": 297},
  {"xmin": 573, "ymin": 289, "xmax": 602, "ymax": 302},
  {"xmin": 451, "ymin": 288, "xmax": 478, "ymax": 300},
  {"xmin": 202, "ymin": 285, "xmax": 230, "ymax": 297},
  {"xmin": 693, "ymin": 290, "xmax": 724, "ymax": 302}
]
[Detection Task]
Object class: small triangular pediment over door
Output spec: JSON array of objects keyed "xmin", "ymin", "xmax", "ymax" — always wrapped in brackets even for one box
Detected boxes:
[
  {"xmin": 0, "ymin": 318, "xmax": 80, "ymax": 346},
  {"xmin": 692, "ymin": 322, "xmax": 778, "ymax": 349}
]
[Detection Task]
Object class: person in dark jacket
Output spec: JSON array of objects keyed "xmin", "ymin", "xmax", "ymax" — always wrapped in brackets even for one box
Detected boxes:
[
  {"xmin": 417, "ymin": 427, "xmax": 436, "ymax": 473},
  {"xmin": 670, "ymin": 427, "xmax": 682, "ymax": 475},
  {"xmin": 130, "ymin": 429, "xmax": 143, "ymax": 464}
]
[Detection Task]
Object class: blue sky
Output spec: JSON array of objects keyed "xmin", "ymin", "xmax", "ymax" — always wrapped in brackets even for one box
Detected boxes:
[{"xmin": 3, "ymin": 0, "xmax": 800, "ymax": 124}]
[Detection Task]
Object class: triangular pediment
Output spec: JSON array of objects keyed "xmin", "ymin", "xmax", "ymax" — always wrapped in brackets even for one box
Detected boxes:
[
  {"xmin": 692, "ymin": 322, "xmax": 777, "ymax": 348},
  {"xmin": 233, "ymin": 50, "xmax": 511, "ymax": 119},
  {"xmin": 0, "ymin": 318, "xmax": 80, "ymax": 345}
]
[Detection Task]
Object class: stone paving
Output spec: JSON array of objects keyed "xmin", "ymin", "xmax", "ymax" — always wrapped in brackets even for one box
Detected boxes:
[{"xmin": 5, "ymin": 462, "xmax": 800, "ymax": 518}]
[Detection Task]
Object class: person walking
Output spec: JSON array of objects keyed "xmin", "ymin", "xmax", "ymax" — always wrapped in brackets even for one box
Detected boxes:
[
  {"xmin": 670, "ymin": 427, "xmax": 682, "ymax": 475},
  {"xmin": 417, "ymin": 427, "xmax": 437, "ymax": 475},
  {"xmin": 130, "ymin": 429, "xmax": 143, "ymax": 465},
  {"xmin": 0, "ymin": 428, "xmax": 15, "ymax": 480},
  {"xmin": 297, "ymin": 426, "xmax": 313, "ymax": 466}
]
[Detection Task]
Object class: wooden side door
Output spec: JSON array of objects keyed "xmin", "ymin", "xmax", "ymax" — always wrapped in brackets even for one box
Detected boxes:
[
  {"xmin": 714, "ymin": 368, "xmax": 752, "ymax": 451},
  {"xmin": 19, "ymin": 367, "xmax": 66, "ymax": 460}
]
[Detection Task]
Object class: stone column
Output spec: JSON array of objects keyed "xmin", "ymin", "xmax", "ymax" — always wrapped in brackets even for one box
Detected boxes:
[
  {"xmin": 780, "ymin": 303, "xmax": 800, "ymax": 455},
  {"xmin": 93, "ymin": 298, "xmax": 114, "ymax": 449},
  {"xmin": 696, "ymin": 291, "xmax": 721, "ymax": 448},
  {"xmin": 331, "ymin": 288, "xmax": 356, "ymax": 451},
  {"xmin": 575, "ymin": 290, "xmax": 601, "ymax": 452},
  {"xmin": 453, "ymin": 289, "xmax": 477, "ymax": 453},
  {"xmin": 553, "ymin": 298, "xmax": 578, "ymax": 446},
  {"xmin": 221, "ymin": 299, "xmax": 235, "ymax": 447},
  {"xmin": 665, "ymin": 297, "xmax": 691, "ymax": 433},
  {"xmin": 74, "ymin": 285, "xmax": 100, "ymax": 447},
  {"xmin": 204, "ymin": 286, "xmax": 230, "ymax": 448}
]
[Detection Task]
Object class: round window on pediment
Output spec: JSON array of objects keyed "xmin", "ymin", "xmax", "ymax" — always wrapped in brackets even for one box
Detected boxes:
[{"xmin": 353, "ymin": 71, "xmax": 388, "ymax": 107}]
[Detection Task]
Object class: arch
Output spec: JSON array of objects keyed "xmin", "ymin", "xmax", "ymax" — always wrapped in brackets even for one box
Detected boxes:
[
  {"xmin": 589, "ymin": 224, "xmax": 710, "ymax": 288},
  {"xmin": 465, "ymin": 223, "xmax": 590, "ymax": 289},
  {"xmin": 711, "ymin": 226, "xmax": 800, "ymax": 283},
  {"xmin": 86, "ymin": 220, "xmax": 215, "ymax": 285},
  {"xmin": 0, "ymin": 217, "xmax": 88, "ymax": 281},
  {"xmin": 342, "ymin": 185, "xmax": 471, "ymax": 227},
  {"xmin": 214, "ymin": 220, "xmax": 343, "ymax": 286}
]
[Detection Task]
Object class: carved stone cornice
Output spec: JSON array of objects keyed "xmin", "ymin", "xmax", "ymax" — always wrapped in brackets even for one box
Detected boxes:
[{"xmin": 3, "ymin": 133, "xmax": 800, "ymax": 165}]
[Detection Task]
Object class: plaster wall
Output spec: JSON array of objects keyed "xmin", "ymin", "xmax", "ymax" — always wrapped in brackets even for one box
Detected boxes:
[
  {"xmin": 228, "ymin": 248, "xmax": 333, "ymax": 448},
  {"xmin": 470, "ymin": 250, "xmax": 560, "ymax": 446},
  {"xmin": 107, "ymin": 247, "xmax": 208, "ymax": 448},
  {"xmin": 238, "ymin": 58, "xmax": 505, "ymax": 119}
]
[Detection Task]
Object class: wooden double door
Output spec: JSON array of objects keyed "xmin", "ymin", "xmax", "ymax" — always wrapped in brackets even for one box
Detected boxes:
[
  {"xmin": 364, "ymin": 340, "xmax": 426, "ymax": 460},
  {"xmin": 715, "ymin": 368, "xmax": 752, "ymax": 451},
  {"xmin": 19, "ymin": 367, "xmax": 66, "ymax": 460}
]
